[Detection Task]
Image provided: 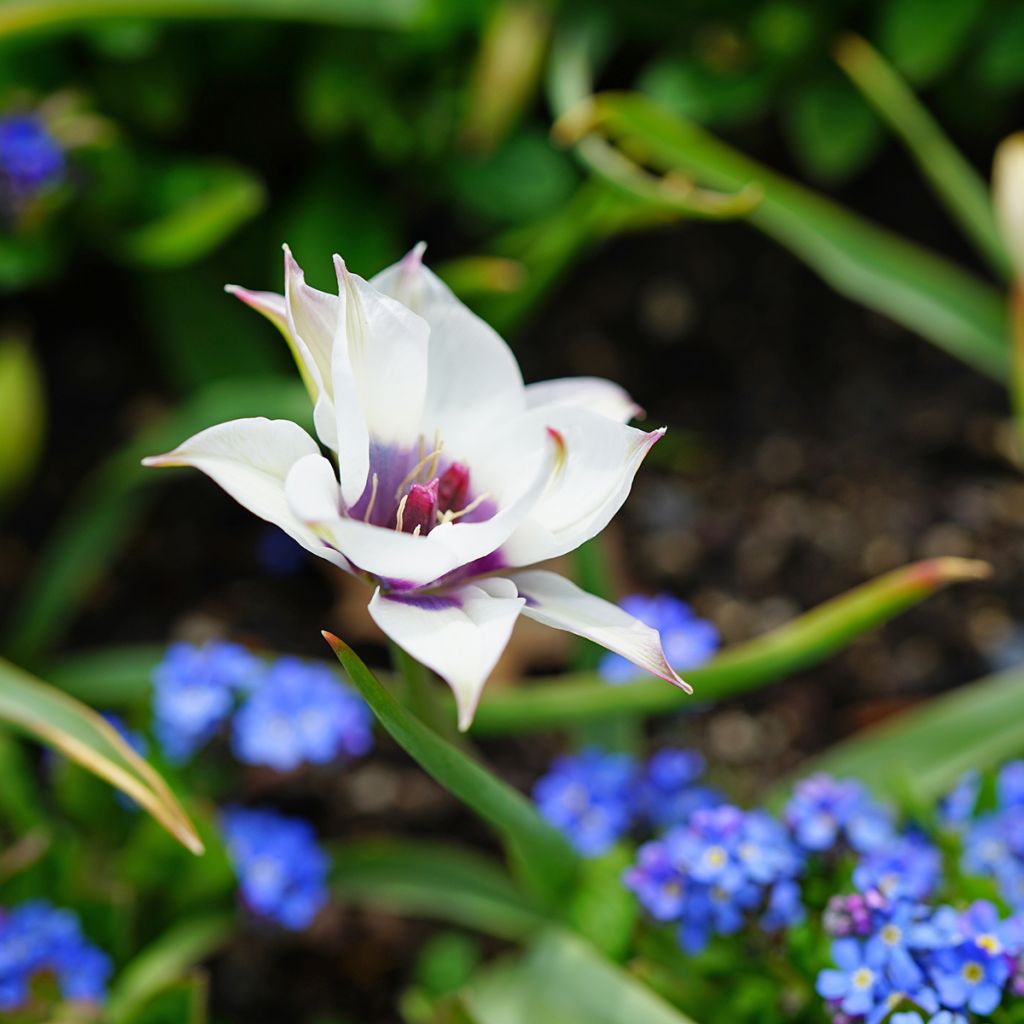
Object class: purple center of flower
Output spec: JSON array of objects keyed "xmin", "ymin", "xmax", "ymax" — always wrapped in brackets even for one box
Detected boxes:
[{"xmin": 347, "ymin": 441, "xmax": 496, "ymax": 536}]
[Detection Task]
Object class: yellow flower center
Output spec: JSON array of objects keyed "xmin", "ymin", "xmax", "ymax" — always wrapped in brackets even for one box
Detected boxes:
[
  {"xmin": 880, "ymin": 924, "xmax": 902, "ymax": 946},
  {"xmin": 977, "ymin": 933, "xmax": 1001, "ymax": 955},
  {"xmin": 705, "ymin": 846, "xmax": 727, "ymax": 868},
  {"xmin": 852, "ymin": 968, "xmax": 874, "ymax": 990},
  {"xmin": 962, "ymin": 961, "xmax": 984, "ymax": 984}
]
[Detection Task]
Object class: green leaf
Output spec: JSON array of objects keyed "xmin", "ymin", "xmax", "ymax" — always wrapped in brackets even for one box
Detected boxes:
[
  {"xmin": 46, "ymin": 645, "xmax": 163, "ymax": 705},
  {"xmin": 0, "ymin": 335, "xmax": 46, "ymax": 505},
  {"xmin": 782, "ymin": 73, "xmax": 882, "ymax": 182},
  {"xmin": 116, "ymin": 161, "xmax": 264, "ymax": 268},
  {"xmin": 323, "ymin": 634, "xmax": 578, "ymax": 905},
  {"xmin": 330, "ymin": 838, "xmax": 547, "ymax": 939},
  {"xmin": 795, "ymin": 666, "xmax": 1024, "ymax": 803},
  {"xmin": 462, "ymin": 928, "xmax": 700, "ymax": 1024},
  {"xmin": 469, "ymin": 558, "xmax": 991, "ymax": 734},
  {"xmin": 876, "ymin": 0, "xmax": 985, "ymax": 84},
  {"xmin": 0, "ymin": 657, "xmax": 202, "ymax": 853},
  {"xmin": 106, "ymin": 914, "xmax": 233, "ymax": 1024},
  {"xmin": 836, "ymin": 33, "xmax": 1010, "ymax": 278},
  {"xmin": 0, "ymin": 0, "xmax": 437, "ymax": 39},
  {"xmin": 565, "ymin": 846, "xmax": 637, "ymax": 960},
  {"xmin": 2, "ymin": 376, "xmax": 308, "ymax": 663},
  {"xmin": 587, "ymin": 91, "xmax": 1009, "ymax": 380}
]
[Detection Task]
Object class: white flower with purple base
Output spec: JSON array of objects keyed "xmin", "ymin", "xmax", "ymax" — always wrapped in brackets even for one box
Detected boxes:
[{"xmin": 144, "ymin": 244, "xmax": 691, "ymax": 728}]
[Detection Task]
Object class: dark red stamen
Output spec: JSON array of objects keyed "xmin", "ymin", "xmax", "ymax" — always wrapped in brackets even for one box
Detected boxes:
[
  {"xmin": 437, "ymin": 462, "xmax": 470, "ymax": 513},
  {"xmin": 401, "ymin": 478, "xmax": 439, "ymax": 534}
]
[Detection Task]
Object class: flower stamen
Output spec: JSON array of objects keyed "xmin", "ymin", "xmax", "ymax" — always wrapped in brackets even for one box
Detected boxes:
[
  {"xmin": 363, "ymin": 472, "xmax": 379, "ymax": 523},
  {"xmin": 436, "ymin": 491, "xmax": 493, "ymax": 525},
  {"xmin": 395, "ymin": 444, "xmax": 445, "ymax": 500},
  {"xmin": 394, "ymin": 493, "xmax": 409, "ymax": 533}
]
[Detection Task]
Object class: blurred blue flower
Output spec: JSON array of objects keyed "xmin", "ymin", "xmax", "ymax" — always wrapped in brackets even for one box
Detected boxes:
[
  {"xmin": 599, "ymin": 594, "xmax": 718, "ymax": 684},
  {"xmin": 638, "ymin": 747, "xmax": 722, "ymax": 829},
  {"xmin": 762, "ymin": 879, "xmax": 805, "ymax": 930},
  {"xmin": 938, "ymin": 770, "xmax": 980, "ymax": 831},
  {"xmin": 784, "ymin": 774, "xmax": 893, "ymax": 853},
  {"xmin": 999, "ymin": 761, "xmax": 1024, "ymax": 809},
  {"xmin": 0, "ymin": 114, "xmax": 64, "ymax": 202},
  {"xmin": 232, "ymin": 656, "xmax": 373, "ymax": 772},
  {"xmin": 817, "ymin": 937, "xmax": 888, "ymax": 1017},
  {"xmin": 928, "ymin": 940, "xmax": 1008, "ymax": 1016},
  {"xmin": 152, "ymin": 641, "xmax": 264, "ymax": 763},
  {"xmin": 533, "ymin": 748, "xmax": 638, "ymax": 856},
  {"xmin": 256, "ymin": 526, "xmax": 307, "ymax": 577},
  {"xmin": 853, "ymin": 833, "xmax": 942, "ymax": 902},
  {"xmin": 623, "ymin": 836, "xmax": 689, "ymax": 921},
  {"xmin": 962, "ymin": 805, "xmax": 1024, "ymax": 909},
  {"xmin": 0, "ymin": 901, "xmax": 111, "ymax": 1011},
  {"xmin": 221, "ymin": 807, "xmax": 329, "ymax": 930}
]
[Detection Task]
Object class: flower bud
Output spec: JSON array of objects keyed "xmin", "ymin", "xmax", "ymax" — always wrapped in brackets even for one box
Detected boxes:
[{"xmin": 993, "ymin": 132, "xmax": 1024, "ymax": 280}]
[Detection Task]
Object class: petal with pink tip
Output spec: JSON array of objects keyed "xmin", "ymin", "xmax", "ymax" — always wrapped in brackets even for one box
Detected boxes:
[
  {"xmin": 509, "ymin": 570, "xmax": 692, "ymax": 692},
  {"xmin": 498, "ymin": 407, "xmax": 664, "ymax": 567},
  {"xmin": 142, "ymin": 418, "xmax": 347, "ymax": 569},
  {"xmin": 368, "ymin": 577, "xmax": 524, "ymax": 730}
]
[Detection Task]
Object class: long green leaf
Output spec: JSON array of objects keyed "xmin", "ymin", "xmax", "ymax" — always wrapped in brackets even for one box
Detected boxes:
[
  {"xmin": 323, "ymin": 634, "xmax": 578, "ymax": 905},
  {"xmin": 106, "ymin": 914, "xmax": 234, "ymax": 1024},
  {"xmin": 0, "ymin": 0, "xmax": 435, "ymax": 38},
  {"xmin": 582, "ymin": 92, "xmax": 1009, "ymax": 379},
  {"xmin": 799, "ymin": 666, "xmax": 1024, "ymax": 802},
  {"xmin": 469, "ymin": 558, "xmax": 990, "ymax": 734},
  {"xmin": 463, "ymin": 928, "xmax": 699, "ymax": 1024},
  {"xmin": 0, "ymin": 657, "xmax": 202, "ymax": 853},
  {"xmin": 330, "ymin": 839, "xmax": 546, "ymax": 940},
  {"xmin": 2, "ymin": 376, "xmax": 308, "ymax": 664},
  {"xmin": 835, "ymin": 33, "xmax": 1009, "ymax": 279}
]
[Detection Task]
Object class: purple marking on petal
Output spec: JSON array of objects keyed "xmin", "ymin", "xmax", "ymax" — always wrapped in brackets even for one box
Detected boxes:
[{"xmin": 382, "ymin": 593, "xmax": 462, "ymax": 611}]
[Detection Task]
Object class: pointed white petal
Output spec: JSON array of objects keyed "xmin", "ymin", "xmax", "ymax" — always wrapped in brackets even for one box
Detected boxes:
[
  {"xmin": 142, "ymin": 418, "xmax": 346, "ymax": 568},
  {"xmin": 368, "ymin": 577, "xmax": 524, "ymax": 729},
  {"xmin": 371, "ymin": 245, "xmax": 524, "ymax": 452},
  {"xmin": 499, "ymin": 407, "xmax": 663, "ymax": 567},
  {"xmin": 525, "ymin": 376, "xmax": 643, "ymax": 423},
  {"xmin": 509, "ymin": 570, "xmax": 692, "ymax": 692},
  {"xmin": 283, "ymin": 246, "xmax": 342, "ymax": 450},
  {"xmin": 224, "ymin": 285, "xmax": 287, "ymax": 332}
]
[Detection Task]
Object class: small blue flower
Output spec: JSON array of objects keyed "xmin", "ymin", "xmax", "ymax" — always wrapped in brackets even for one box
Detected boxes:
[
  {"xmin": 939, "ymin": 770, "xmax": 980, "ymax": 830},
  {"xmin": 152, "ymin": 641, "xmax": 264, "ymax": 763},
  {"xmin": 817, "ymin": 937, "xmax": 887, "ymax": 1017},
  {"xmin": 762, "ymin": 879, "xmax": 805, "ymax": 930},
  {"xmin": 622, "ymin": 837, "xmax": 688, "ymax": 921},
  {"xmin": 637, "ymin": 748, "xmax": 722, "ymax": 829},
  {"xmin": 0, "ymin": 114, "xmax": 64, "ymax": 200},
  {"xmin": 999, "ymin": 761, "xmax": 1024, "ymax": 809},
  {"xmin": 864, "ymin": 903, "xmax": 927, "ymax": 993},
  {"xmin": 928, "ymin": 940, "xmax": 1008, "ymax": 1016},
  {"xmin": 0, "ymin": 901, "xmax": 111, "ymax": 1011},
  {"xmin": 221, "ymin": 807, "xmax": 329, "ymax": 930},
  {"xmin": 784, "ymin": 774, "xmax": 893, "ymax": 853},
  {"xmin": 533, "ymin": 748, "xmax": 638, "ymax": 857},
  {"xmin": 232, "ymin": 656, "xmax": 373, "ymax": 772},
  {"xmin": 599, "ymin": 595, "xmax": 718, "ymax": 684},
  {"xmin": 853, "ymin": 833, "xmax": 942, "ymax": 902}
]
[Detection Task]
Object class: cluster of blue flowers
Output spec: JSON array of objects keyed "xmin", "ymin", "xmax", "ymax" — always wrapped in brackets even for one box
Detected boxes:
[
  {"xmin": 599, "ymin": 594, "xmax": 719, "ymax": 684},
  {"xmin": 0, "ymin": 113, "xmax": 65, "ymax": 212},
  {"xmin": 151, "ymin": 641, "xmax": 373, "ymax": 770},
  {"xmin": 533, "ymin": 747, "xmax": 721, "ymax": 856},
  {"xmin": 818, "ymin": 896, "xmax": 1024, "ymax": 1023},
  {"xmin": 0, "ymin": 901, "xmax": 111, "ymax": 1011},
  {"xmin": 221, "ymin": 807, "xmax": 330, "ymax": 930}
]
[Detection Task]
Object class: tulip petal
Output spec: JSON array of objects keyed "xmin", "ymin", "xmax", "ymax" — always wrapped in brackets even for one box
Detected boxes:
[
  {"xmin": 224, "ymin": 285, "xmax": 286, "ymax": 333},
  {"xmin": 509, "ymin": 570, "xmax": 692, "ymax": 692},
  {"xmin": 371, "ymin": 245, "xmax": 525, "ymax": 452},
  {"xmin": 525, "ymin": 376, "xmax": 644, "ymax": 423},
  {"xmin": 283, "ymin": 245, "xmax": 342, "ymax": 450},
  {"xmin": 368, "ymin": 578, "xmax": 524, "ymax": 730},
  {"xmin": 142, "ymin": 418, "xmax": 347, "ymax": 568},
  {"xmin": 499, "ymin": 407, "xmax": 664, "ymax": 566}
]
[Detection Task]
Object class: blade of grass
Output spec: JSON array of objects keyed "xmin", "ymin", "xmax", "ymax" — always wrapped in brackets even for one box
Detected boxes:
[
  {"xmin": 0, "ymin": 657, "xmax": 202, "ymax": 853},
  {"xmin": 556, "ymin": 78, "xmax": 1008, "ymax": 378},
  {"xmin": 330, "ymin": 838, "xmax": 546, "ymax": 940},
  {"xmin": 835, "ymin": 33, "xmax": 1010, "ymax": 279},
  {"xmin": 469, "ymin": 558, "xmax": 991, "ymax": 734},
  {"xmin": 323, "ymin": 633, "xmax": 578, "ymax": 906}
]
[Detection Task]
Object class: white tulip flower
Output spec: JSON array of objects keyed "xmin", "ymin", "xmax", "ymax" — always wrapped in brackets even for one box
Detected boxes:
[{"xmin": 145, "ymin": 244, "xmax": 691, "ymax": 728}]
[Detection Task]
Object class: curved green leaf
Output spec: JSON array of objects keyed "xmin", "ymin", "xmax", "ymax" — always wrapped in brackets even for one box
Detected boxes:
[
  {"xmin": 798, "ymin": 666, "xmax": 1024, "ymax": 802},
  {"xmin": 463, "ymin": 928, "xmax": 699, "ymax": 1024},
  {"xmin": 2, "ymin": 375, "xmax": 309, "ymax": 663},
  {"xmin": 572, "ymin": 89, "xmax": 1009, "ymax": 379},
  {"xmin": 0, "ymin": 657, "xmax": 202, "ymax": 853},
  {"xmin": 107, "ymin": 914, "xmax": 234, "ymax": 1024},
  {"xmin": 469, "ymin": 558, "xmax": 991, "ymax": 734},
  {"xmin": 331, "ymin": 839, "xmax": 546, "ymax": 939},
  {"xmin": 323, "ymin": 634, "xmax": 578, "ymax": 905}
]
